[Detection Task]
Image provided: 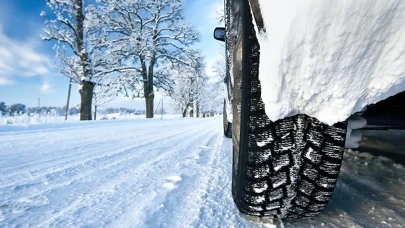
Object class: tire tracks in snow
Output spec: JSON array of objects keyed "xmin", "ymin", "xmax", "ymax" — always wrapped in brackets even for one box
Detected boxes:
[
  {"xmin": 104, "ymin": 125, "xmax": 222, "ymax": 228},
  {"xmin": 0, "ymin": 124, "xmax": 185, "ymax": 177},
  {"xmin": 1, "ymin": 126, "xmax": 206, "ymax": 208},
  {"xmin": 137, "ymin": 129, "xmax": 253, "ymax": 228},
  {"xmin": 0, "ymin": 122, "xmax": 206, "ymax": 189},
  {"xmin": 30, "ymin": 123, "xmax": 219, "ymax": 228}
]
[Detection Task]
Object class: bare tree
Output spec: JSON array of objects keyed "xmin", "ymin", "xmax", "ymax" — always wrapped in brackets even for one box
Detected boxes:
[
  {"xmin": 42, "ymin": 0, "xmax": 104, "ymax": 120},
  {"xmin": 99, "ymin": 0, "xmax": 200, "ymax": 118}
]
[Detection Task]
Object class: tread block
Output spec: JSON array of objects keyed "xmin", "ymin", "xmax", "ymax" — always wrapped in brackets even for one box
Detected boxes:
[
  {"xmin": 266, "ymin": 201, "xmax": 281, "ymax": 210},
  {"xmin": 274, "ymin": 137, "xmax": 294, "ymax": 154},
  {"xmin": 298, "ymin": 179, "xmax": 315, "ymax": 196},
  {"xmin": 268, "ymin": 188, "xmax": 284, "ymax": 201},
  {"xmin": 302, "ymin": 163, "xmax": 319, "ymax": 181},
  {"xmin": 308, "ymin": 203, "xmax": 327, "ymax": 212},
  {"xmin": 246, "ymin": 164, "xmax": 270, "ymax": 179},
  {"xmin": 272, "ymin": 153, "xmax": 290, "ymax": 172},
  {"xmin": 247, "ymin": 149, "xmax": 272, "ymax": 164},
  {"xmin": 319, "ymin": 161, "xmax": 341, "ymax": 175},
  {"xmin": 325, "ymin": 125, "xmax": 346, "ymax": 135},
  {"xmin": 324, "ymin": 127, "xmax": 345, "ymax": 141},
  {"xmin": 306, "ymin": 128, "xmax": 325, "ymax": 148},
  {"xmin": 245, "ymin": 180, "xmax": 268, "ymax": 194},
  {"xmin": 323, "ymin": 141, "xmax": 344, "ymax": 159},
  {"xmin": 289, "ymin": 206, "xmax": 306, "ymax": 215},
  {"xmin": 312, "ymin": 189, "xmax": 333, "ymax": 202},
  {"xmin": 271, "ymin": 171, "xmax": 287, "ymax": 188},
  {"xmin": 249, "ymin": 116, "xmax": 272, "ymax": 131},
  {"xmin": 316, "ymin": 176, "xmax": 337, "ymax": 189},
  {"xmin": 243, "ymin": 193, "xmax": 266, "ymax": 205},
  {"xmin": 294, "ymin": 195, "xmax": 310, "ymax": 207},
  {"xmin": 263, "ymin": 210, "xmax": 280, "ymax": 216},
  {"xmin": 255, "ymin": 131, "xmax": 274, "ymax": 146},
  {"xmin": 305, "ymin": 147, "xmax": 322, "ymax": 164}
]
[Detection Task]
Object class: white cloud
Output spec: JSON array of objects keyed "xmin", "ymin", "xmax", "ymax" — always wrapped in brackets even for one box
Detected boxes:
[
  {"xmin": 41, "ymin": 81, "xmax": 54, "ymax": 94},
  {"xmin": 0, "ymin": 23, "xmax": 53, "ymax": 86},
  {"xmin": 0, "ymin": 77, "xmax": 14, "ymax": 86}
]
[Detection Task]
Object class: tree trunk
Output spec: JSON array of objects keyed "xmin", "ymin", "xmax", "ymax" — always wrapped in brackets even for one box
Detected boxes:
[
  {"xmin": 94, "ymin": 105, "xmax": 97, "ymax": 120},
  {"xmin": 182, "ymin": 108, "xmax": 187, "ymax": 118},
  {"xmin": 196, "ymin": 102, "xmax": 200, "ymax": 118},
  {"xmin": 79, "ymin": 81, "xmax": 95, "ymax": 120},
  {"xmin": 76, "ymin": 0, "xmax": 94, "ymax": 121},
  {"xmin": 182, "ymin": 103, "xmax": 190, "ymax": 118},
  {"xmin": 190, "ymin": 109, "xmax": 194, "ymax": 118},
  {"xmin": 145, "ymin": 95, "xmax": 154, "ymax": 118},
  {"xmin": 140, "ymin": 54, "xmax": 155, "ymax": 119}
]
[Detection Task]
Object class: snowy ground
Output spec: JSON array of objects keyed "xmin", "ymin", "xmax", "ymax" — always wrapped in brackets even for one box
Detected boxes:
[
  {"xmin": 0, "ymin": 114, "xmax": 181, "ymax": 125},
  {"xmin": 1, "ymin": 118, "xmax": 405, "ymax": 227}
]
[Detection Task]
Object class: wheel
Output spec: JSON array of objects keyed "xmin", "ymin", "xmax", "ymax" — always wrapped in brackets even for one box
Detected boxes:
[
  {"xmin": 223, "ymin": 99, "xmax": 232, "ymax": 138},
  {"xmin": 229, "ymin": 0, "xmax": 348, "ymax": 218}
]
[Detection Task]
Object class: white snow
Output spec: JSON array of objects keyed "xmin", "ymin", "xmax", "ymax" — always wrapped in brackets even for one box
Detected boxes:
[
  {"xmin": 1, "ymin": 118, "xmax": 405, "ymax": 227},
  {"xmin": 256, "ymin": 0, "xmax": 405, "ymax": 125},
  {"xmin": 0, "ymin": 118, "xmax": 257, "ymax": 227},
  {"xmin": 257, "ymin": 141, "xmax": 267, "ymax": 147},
  {"xmin": 0, "ymin": 114, "xmax": 180, "ymax": 125}
]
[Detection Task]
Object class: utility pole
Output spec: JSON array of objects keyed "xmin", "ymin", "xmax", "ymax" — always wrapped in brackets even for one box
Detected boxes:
[
  {"xmin": 38, "ymin": 98, "xmax": 40, "ymax": 108},
  {"xmin": 65, "ymin": 78, "xmax": 72, "ymax": 120}
]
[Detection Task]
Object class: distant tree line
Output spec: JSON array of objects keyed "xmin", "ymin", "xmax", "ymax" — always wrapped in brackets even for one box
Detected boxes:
[
  {"xmin": 0, "ymin": 102, "xmax": 27, "ymax": 116},
  {"xmin": 0, "ymin": 101, "xmax": 143, "ymax": 117}
]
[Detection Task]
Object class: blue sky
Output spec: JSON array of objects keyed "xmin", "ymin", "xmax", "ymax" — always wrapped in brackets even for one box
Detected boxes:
[{"xmin": 0, "ymin": 0, "xmax": 224, "ymax": 109}]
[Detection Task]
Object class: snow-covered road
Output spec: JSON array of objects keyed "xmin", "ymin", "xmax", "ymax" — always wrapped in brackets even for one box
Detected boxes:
[{"xmin": 1, "ymin": 118, "xmax": 405, "ymax": 227}]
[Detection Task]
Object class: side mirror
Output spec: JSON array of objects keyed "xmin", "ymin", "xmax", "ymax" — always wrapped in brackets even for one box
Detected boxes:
[{"xmin": 213, "ymin": 27, "xmax": 226, "ymax": 42}]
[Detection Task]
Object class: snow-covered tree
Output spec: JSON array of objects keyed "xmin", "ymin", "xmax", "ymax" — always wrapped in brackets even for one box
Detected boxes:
[
  {"xmin": 99, "ymin": 0, "xmax": 200, "ymax": 118},
  {"xmin": 199, "ymin": 59, "xmax": 225, "ymax": 115},
  {"xmin": 42, "ymin": 0, "xmax": 105, "ymax": 120},
  {"xmin": 0, "ymin": 102, "xmax": 6, "ymax": 116},
  {"xmin": 42, "ymin": 0, "xmax": 130, "ymax": 121},
  {"xmin": 165, "ymin": 59, "xmax": 207, "ymax": 118},
  {"xmin": 93, "ymin": 79, "xmax": 116, "ymax": 120},
  {"xmin": 9, "ymin": 104, "xmax": 27, "ymax": 116}
]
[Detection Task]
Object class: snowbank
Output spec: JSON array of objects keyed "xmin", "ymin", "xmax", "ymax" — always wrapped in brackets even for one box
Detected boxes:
[
  {"xmin": 256, "ymin": 0, "xmax": 405, "ymax": 125},
  {"xmin": 0, "ymin": 114, "xmax": 181, "ymax": 126},
  {"xmin": 0, "ymin": 114, "xmax": 79, "ymax": 125}
]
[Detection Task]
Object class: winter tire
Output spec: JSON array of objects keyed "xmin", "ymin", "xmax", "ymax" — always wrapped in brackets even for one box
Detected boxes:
[{"xmin": 229, "ymin": 0, "xmax": 348, "ymax": 218}]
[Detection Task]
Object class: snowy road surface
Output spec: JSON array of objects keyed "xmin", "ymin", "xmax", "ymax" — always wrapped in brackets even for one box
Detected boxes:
[{"xmin": 1, "ymin": 118, "xmax": 405, "ymax": 227}]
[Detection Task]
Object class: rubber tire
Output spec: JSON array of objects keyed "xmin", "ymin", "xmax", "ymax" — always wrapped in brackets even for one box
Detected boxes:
[
  {"xmin": 230, "ymin": 0, "xmax": 347, "ymax": 219},
  {"xmin": 223, "ymin": 100, "xmax": 232, "ymax": 138}
]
